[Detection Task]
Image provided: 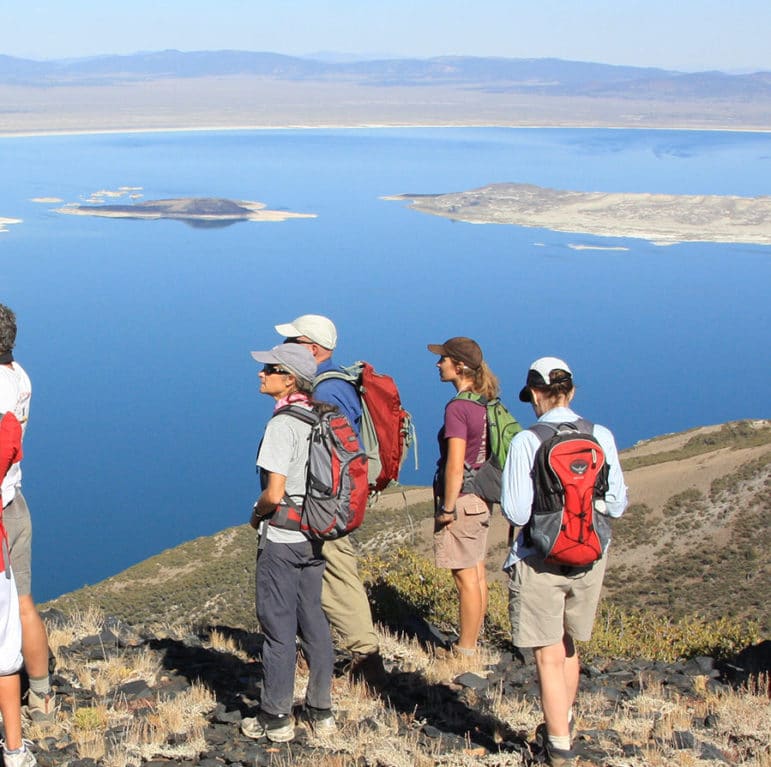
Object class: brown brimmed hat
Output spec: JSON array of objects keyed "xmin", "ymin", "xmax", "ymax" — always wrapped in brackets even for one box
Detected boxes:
[{"xmin": 427, "ymin": 337, "xmax": 483, "ymax": 370}]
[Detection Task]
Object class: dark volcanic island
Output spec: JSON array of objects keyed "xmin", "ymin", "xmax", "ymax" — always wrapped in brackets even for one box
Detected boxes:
[
  {"xmin": 385, "ymin": 183, "xmax": 771, "ymax": 245},
  {"xmin": 56, "ymin": 197, "xmax": 315, "ymax": 227}
]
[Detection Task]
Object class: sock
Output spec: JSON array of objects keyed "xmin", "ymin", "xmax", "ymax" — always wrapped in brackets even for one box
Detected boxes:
[
  {"xmin": 548, "ymin": 734, "xmax": 571, "ymax": 751},
  {"xmin": 4, "ymin": 746, "xmax": 25, "ymax": 755},
  {"xmin": 29, "ymin": 675, "xmax": 51, "ymax": 695}
]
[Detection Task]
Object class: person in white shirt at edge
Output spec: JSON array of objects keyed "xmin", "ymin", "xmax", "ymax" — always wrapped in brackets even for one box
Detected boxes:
[
  {"xmin": 0, "ymin": 305, "xmax": 55, "ymax": 725},
  {"xmin": 501, "ymin": 357, "xmax": 627, "ymax": 767}
]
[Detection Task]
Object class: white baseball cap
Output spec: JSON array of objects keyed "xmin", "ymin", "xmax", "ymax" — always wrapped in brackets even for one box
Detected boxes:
[
  {"xmin": 519, "ymin": 357, "xmax": 573, "ymax": 402},
  {"xmin": 274, "ymin": 314, "xmax": 337, "ymax": 350}
]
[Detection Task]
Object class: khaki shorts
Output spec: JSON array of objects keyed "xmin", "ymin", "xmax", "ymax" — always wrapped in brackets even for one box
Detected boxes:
[
  {"xmin": 3, "ymin": 490, "xmax": 32, "ymax": 597},
  {"xmin": 508, "ymin": 554, "xmax": 607, "ymax": 647},
  {"xmin": 434, "ymin": 494, "xmax": 491, "ymax": 570}
]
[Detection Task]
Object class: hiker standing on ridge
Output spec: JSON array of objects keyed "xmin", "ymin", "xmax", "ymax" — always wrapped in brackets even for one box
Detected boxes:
[
  {"xmin": 0, "ymin": 305, "xmax": 55, "ymax": 723},
  {"xmin": 244, "ymin": 343, "xmax": 335, "ymax": 742},
  {"xmin": 0, "ymin": 409, "xmax": 39, "ymax": 766},
  {"xmin": 501, "ymin": 358, "xmax": 627, "ymax": 767},
  {"xmin": 428, "ymin": 337, "xmax": 499, "ymax": 655},
  {"xmin": 274, "ymin": 314, "xmax": 387, "ymax": 686}
]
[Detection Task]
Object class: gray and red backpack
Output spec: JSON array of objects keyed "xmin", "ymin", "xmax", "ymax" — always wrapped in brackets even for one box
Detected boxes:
[
  {"xmin": 525, "ymin": 419, "xmax": 611, "ymax": 567},
  {"xmin": 268, "ymin": 405, "xmax": 369, "ymax": 540}
]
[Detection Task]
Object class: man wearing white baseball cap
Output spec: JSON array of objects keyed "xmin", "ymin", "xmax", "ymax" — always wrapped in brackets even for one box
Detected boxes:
[
  {"xmin": 502, "ymin": 357, "xmax": 627, "ymax": 767},
  {"xmin": 273, "ymin": 315, "xmax": 386, "ymax": 687}
]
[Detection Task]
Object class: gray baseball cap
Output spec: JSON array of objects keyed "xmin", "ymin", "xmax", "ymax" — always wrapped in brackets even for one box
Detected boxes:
[{"xmin": 250, "ymin": 343, "xmax": 317, "ymax": 385}]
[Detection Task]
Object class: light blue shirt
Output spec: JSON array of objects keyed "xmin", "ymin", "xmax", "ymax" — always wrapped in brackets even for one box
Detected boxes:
[{"xmin": 500, "ymin": 406, "xmax": 628, "ymax": 569}]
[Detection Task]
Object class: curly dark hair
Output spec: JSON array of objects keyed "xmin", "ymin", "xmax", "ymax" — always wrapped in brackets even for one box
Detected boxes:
[{"xmin": 0, "ymin": 304, "xmax": 17, "ymax": 354}]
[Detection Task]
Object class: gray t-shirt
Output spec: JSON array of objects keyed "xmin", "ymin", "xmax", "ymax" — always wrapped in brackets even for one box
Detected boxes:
[{"xmin": 256, "ymin": 409, "xmax": 312, "ymax": 543}]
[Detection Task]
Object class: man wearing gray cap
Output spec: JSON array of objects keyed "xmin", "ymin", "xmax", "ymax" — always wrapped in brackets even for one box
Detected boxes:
[{"xmin": 274, "ymin": 314, "xmax": 386, "ymax": 687}]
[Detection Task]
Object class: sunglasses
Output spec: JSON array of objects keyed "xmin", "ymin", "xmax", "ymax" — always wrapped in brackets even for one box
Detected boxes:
[
  {"xmin": 284, "ymin": 337, "xmax": 314, "ymax": 345},
  {"xmin": 261, "ymin": 364, "xmax": 290, "ymax": 376}
]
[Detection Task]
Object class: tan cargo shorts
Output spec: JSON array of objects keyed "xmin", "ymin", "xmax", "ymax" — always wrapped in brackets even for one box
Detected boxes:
[
  {"xmin": 508, "ymin": 554, "xmax": 607, "ymax": 647},
  {"xmin": 434, "ymin": 493, "xmax": 491, "ymax": 570}
]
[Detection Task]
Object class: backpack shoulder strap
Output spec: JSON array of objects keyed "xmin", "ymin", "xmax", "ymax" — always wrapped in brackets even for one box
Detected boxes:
[
  {"xmin": 528, "ymin": 421, "xmax": 559, "ymax": 444},
  {"xmin": 273, "ymin": 404, "xmax": 320, "ymax": 427},
  {"xmin": 529, "ymin": 418, "xmax": 597, "ymax": 443},
  {"xmin": 573, "ymin": 417, "xmax": 594, "ymax": 434},
  {"xmin": 314, "ymin": 361, "xmax": 364, "ymax": 388},
  {"xmin": 454, "ymin": 391, "xmax": 487, "ymax": 407}
]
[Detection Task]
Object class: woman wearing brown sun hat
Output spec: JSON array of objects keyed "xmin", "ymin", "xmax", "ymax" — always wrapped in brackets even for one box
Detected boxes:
[{"xmin": 427, "ymin": 337, "xmax": 500, "ymax": 655}]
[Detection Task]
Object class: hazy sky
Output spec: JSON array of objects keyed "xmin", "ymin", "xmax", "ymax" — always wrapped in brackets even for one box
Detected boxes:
[{"xmin": 3, "ymin": 0, "xmax": 769, "ymax": 72}]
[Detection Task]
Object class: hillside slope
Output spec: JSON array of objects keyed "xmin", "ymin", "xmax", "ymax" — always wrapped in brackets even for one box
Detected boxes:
[{"xmin": 46, "ymin": 420, "xmax": 770, "ymax": 634}]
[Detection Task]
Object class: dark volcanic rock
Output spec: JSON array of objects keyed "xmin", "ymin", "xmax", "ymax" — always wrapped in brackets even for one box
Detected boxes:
[{"xmin": 27, "ymin": 616, "xmax": 762, "ymax": 766}]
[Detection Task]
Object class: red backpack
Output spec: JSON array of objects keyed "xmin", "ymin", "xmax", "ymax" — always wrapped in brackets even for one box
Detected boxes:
[
  {"xmin": 315, "ymin": 361, "xmax": 416, "ymax": 492},
  {"xmin": 270, "ymin": 405, "xmax": 369, "ymax": 540},
  {"xmin": 526, "ymin": 419, "xmax": 611, "ymax": 567},
  {"xmin": 0, "ymin": 411, "xmax": 23, "ymax": 573}
]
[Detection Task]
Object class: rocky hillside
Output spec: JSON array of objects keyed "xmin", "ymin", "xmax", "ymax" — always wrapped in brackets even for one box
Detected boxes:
[
  {"xmin": 25, "ymin": 607, "xmax": 771, "ymax": 767},
  {"xmin": 45, "ymin": 420, "xmax": 771, "ymax": 635},
  {"xmin": 31, "ymin": 420, "xmax": 770, "ymax": 766}
]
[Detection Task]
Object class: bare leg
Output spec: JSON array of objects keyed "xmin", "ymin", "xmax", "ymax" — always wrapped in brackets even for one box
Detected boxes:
[
  {"xmin": 452, "ymin": 565, "xmax": 486, "ymax": 650},
  {"xmin": 563, "ymin": 634, "xmax": 579, "ymax": 719},
  {"xmin": 0, "ymin": 673, "xmax": 22, "ymax": 750},
  {"xmin": 476, "ymin": 560, "xmax": 488, "ymax": 639},
  {"xmin": 19, "ymin": 595, "xmax": 49, "ymax": 679},
  {"xmin": 533, "ymin": 634, "xmax": 578, "ymax": 740}
]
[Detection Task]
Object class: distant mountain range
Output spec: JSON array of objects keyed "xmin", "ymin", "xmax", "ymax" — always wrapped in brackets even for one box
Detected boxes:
[{"xmin": 2, "ymin": 50, "xmax": 770, "ymax": 100}]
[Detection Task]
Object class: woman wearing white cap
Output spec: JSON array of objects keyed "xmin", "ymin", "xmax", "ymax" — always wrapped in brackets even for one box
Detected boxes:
[
  {"xmin": 241, "ymin": 343, "xmax": 336, "ymax": 743},
  {"xmin": 501, "ymin": 358, "xmax": 627, "ymax": 767},
  {"xmin": 428, "ymin": 336, "xmax": 500, "ymax": 656}
]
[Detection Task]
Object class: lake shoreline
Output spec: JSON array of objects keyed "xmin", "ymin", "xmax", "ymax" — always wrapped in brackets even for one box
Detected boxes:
[{"xmin": 3, "ymin": 122, "xmax": 771, "ymax": 140}]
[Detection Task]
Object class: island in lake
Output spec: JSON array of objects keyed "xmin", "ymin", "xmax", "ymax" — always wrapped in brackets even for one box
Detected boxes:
[
  {"xmin": 385, "ymin": 183, "xmax": 771, "ymax": 246},
  {"xmin": 0, "ymin": 217, "xmax": 22, "ymax": 233},
  {"xmin": 55, "ymin": 197, "xmax": 316, "ymax": 228}
]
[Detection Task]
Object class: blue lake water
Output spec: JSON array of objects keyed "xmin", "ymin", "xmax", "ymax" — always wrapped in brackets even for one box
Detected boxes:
[{"xmin": 1, "ymin": 127, "xmax": 769, "ymax": 601}]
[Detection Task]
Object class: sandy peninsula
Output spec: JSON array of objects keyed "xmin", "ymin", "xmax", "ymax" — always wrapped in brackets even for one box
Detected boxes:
[
  {"xmin": 55, "ymin": 197, "xmax": 316, "ymax": 224},
  {"xmin": 385, "ymin": 183, "xmax": 771, "ymax": 245}
]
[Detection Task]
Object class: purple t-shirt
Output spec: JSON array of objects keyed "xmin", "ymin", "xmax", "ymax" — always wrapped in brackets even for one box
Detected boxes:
[{"xmin": 437, "ymin": 398, "xmax": 487, "ymax": 471}]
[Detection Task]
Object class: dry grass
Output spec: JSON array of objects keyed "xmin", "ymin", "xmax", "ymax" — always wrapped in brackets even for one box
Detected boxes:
[
  {"xmin": 121, "ymin": 681, "xmax": 215, "ymax": 761},
  {"xmin": 30, "ymin": 611, "xmax": 771, "ymax": 767},
  {"xmin": 206, "ymin": 627, "xmax": 250, "ymax": 661}
]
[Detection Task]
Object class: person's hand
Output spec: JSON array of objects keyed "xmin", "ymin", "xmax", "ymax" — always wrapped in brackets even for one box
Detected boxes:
[{"xmin": 434, "ymin": 508, "xmax": 456, "ymax": 531}]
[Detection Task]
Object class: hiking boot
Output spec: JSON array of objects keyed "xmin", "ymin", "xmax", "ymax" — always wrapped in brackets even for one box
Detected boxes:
[
  {"xmin": 543, "ymin": 742, "xmax": 576, "ymax": 767},
  {"xmin": 349, "ymin": 651, "xmax": 388, "ymax": 689},
  {"xmin": 303, "ymin": 704, "xmax": 337, "ymax": 735},
  {"xmin": 240, "ymin": 710, "xmax": 295, "ymax": 742},
  {"xmin": 24, "ymin": 690, "xmax": 56, "ymax": 723},
  {"xmin": 1, "ymin": 741, "xmax": 37, "ymax": 767}
]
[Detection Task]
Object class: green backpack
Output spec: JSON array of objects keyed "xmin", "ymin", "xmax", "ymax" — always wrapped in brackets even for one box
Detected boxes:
[{"xmin": 455, "ymin": 391, "xmax": 522, "ymax": 504}]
